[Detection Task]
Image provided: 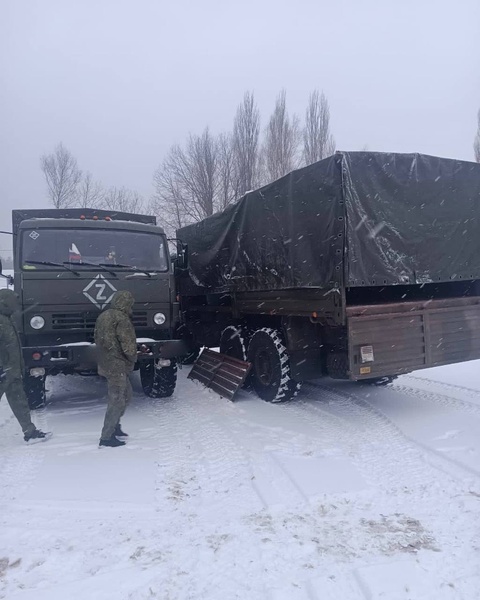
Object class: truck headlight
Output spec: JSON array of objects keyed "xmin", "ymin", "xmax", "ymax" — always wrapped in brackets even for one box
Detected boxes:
[
  {"xmin": 30, "ymin": 316, "xmax": 45, "ymax": 330},
  {"xmin": 153, "ymin": 312, "xmax": 166, "ymax": 325}
]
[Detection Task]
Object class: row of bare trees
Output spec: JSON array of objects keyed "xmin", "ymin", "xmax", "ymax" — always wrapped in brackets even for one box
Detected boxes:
[
  {"xmin": 151, "ymin": 89, "xmax": 335, "ymax": 233},
  {"xmin": 41, "ymin": 144, "xmax": 144, "ymax": 212}
]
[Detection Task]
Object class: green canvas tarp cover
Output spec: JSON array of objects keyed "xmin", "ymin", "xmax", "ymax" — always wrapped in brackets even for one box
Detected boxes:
[{"xmin": 177, "ymin": 152, "xmax": 480, "ymax": 293}]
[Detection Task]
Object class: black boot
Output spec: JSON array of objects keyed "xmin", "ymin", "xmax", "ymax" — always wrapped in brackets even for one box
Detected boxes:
[
  {"xmin": 24, "ymin": 429, "xmax": 51, "ymax": 443},
  {"xmin": 114, "ymin": 424, "xmax": 128, "ymax": 438},
  {"xmin": 99, "ymin": 435, "xmax": 126, "ymax": 448}
]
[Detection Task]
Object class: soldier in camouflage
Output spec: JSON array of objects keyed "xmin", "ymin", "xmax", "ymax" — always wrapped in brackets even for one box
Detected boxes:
[
  {"xmin": 94, "ymin": 290, "xmax": 137, "ymax": 448},
  {"xmin": 0, "ymin": 289, "xmax": 49, "ymax": 442}
]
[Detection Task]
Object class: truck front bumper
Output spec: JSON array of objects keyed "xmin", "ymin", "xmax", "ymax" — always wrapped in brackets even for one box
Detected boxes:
[{"xmin": 23, "ymin": 338, "xmax": 189, "ymax": 373}]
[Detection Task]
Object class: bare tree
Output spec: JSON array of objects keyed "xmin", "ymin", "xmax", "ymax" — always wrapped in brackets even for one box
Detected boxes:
[
  {"xmin": 152, "ymin": 127, "xmax": 219, "ymax": 232},
  {"xmin": 103, "ymin": 186, "xmax": 144, "ymax": 213},
  {"xmin": 40, "ymin": 143, "xmax": 82, "ymax": 208},
  {"xmin": 185, "ymin": 128, "xmax": 218, "ymax": 218},
  {"xmin": 475, "ymin": 109, "xmax": 480, "ymax": 163},
  {"xmin": 151, "ymin": 161, "xmax": 189, "ymax": 236},
  {"xmin": 76, "ymin": 172, "xmax": 105, "ymax": 208},
  {"xmin": 217, "ymin": 133, "xmax": 237, "ymax": 210},
  {"xmin": 233, "ymin": 91, "xmax": 260, "ymax": 195},
  {"xmin": 303, "ymin": 90, "xmax": 336, "ymax": 165},
  {"xmin": 262, "ymin": 90, "xmax": 300, "ymax": 183}
]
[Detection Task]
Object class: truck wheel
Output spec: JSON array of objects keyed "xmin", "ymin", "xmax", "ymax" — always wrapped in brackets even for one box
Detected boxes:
[
  {"xmin": 180, "ymin": 346, "xmax": 201, "ymax": 365},
  {"xmin": 326, "ymin": 353, "xmax": 349, "ymax": 379},
  {"xmin": 176, "ymin": 324, "xmax": 200, "ymax": 365},
  {"xmin": 247, "ymin": 328, "xmax": 301, "ymax": 402},
  {"xmin": 220, "ymin": 325, "xmax": 249, "ymax": 361},
  {"xmin": 140, "ymin": 359, "xmax": 178, "ymax": 398},
  {"xmin": 24, "ymin": 374, "xmax": 46, "ymax": 410}
]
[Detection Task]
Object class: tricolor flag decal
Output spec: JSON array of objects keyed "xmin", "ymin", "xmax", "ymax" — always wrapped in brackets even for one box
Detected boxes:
[{"xmin": 69, "ymin": 243, "xmax": 82, "ymax": 263}]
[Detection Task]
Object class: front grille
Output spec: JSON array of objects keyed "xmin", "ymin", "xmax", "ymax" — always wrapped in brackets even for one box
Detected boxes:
[
  {"xmin": 132, "ymin": 312, "xmax": 148, "ymax": 327},
  {"xmin": 52, "ymin": 311, "xmax": 148, "ymax": 330},
  {"xmin": 52, "ymin": 313, "xmax": 96, "ymax": 330}
]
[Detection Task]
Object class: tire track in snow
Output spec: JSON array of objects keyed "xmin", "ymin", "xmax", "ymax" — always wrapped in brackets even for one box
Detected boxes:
[
  {"xmin": 195, "ymin": 392, "xmax": 320, "ymax": 509},
  {"xmin": 0, "ymin": 407, "xmax": 46, "ymax": 512},
  {"xmin": 135, "ymin": 386, "xmax": 273, "ymax": 600},
  {"xmin": 288, "ymin": 384, "xmax": 432, "ymax": 494},
  {"xmin": 393, "ymin": 376, "xmax": 480, "ymax": 417},
  {"xmin": 306, "ymin": 382, "xmax": 480, "ymax": 484},
  {"xmin": 404, "ymin": 374, "xmax": 480, "ymax": 401}
]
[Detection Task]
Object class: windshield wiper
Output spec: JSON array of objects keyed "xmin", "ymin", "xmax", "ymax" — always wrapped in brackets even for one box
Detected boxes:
[
  {"xmin": 24, "ymin": 260, "xmax": 80, "ymax": 277},
  {"xmin": 100, "ymin": 263, "xmax": 152, "ymax": 278},
  {"xmin": 63, "ymin": 261, "xmax": 117, "ymax": 277}
]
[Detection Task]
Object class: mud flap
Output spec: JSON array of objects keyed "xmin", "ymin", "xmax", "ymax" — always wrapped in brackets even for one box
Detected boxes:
[{"xmin": 188, "ymin": 349, "xmax": 252, "ymax": 400}]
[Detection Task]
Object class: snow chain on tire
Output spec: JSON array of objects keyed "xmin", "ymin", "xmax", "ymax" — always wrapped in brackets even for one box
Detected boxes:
[
  {"xmin": 247, "ymin": 327, "xmax": 302, "ymax": 403},
  {"xmin": 219, "ymin": 325, "xmax": 250, "ymax": 361}
]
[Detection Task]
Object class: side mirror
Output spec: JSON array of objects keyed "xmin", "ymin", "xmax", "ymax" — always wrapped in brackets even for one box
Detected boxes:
[
  {"xmin": 176, "ymin": 243, "xmax": 189, "ymax": 271},
  {"xmin": 167, "ymin": 238, "xmax": 189, "ymax": 271}
]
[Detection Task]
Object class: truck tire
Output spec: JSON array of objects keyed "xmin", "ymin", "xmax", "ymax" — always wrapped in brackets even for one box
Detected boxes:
[
  {"xmin": 24, "ymin": 374, "xmax": 46, "ymax": 410},
  {"xmin": 140, "ymin": 359, "xmax": 177, "ymax": 398},
  {"xmin": 176, "ymin": 324, "xmax": 200, "ymax": 365},
  {"xmin": 219, "ymin": 325, "xmax": 249, "ymax": 361},
  {"xmin": 247, "ymin": 328, "xmax": 301, "ymax": 402},
  {"xmin": 326, "ymin": 353, "xmax": 349, "ymax": 379},
  {"xmin": 180, "ymin": 346, "xmax": 201, "ymax": 365}
]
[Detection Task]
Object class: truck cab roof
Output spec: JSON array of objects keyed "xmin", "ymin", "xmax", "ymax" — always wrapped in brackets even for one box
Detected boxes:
[{"xmin": 17, "ymin": 217, "xmax": 166, "ymax": 236}]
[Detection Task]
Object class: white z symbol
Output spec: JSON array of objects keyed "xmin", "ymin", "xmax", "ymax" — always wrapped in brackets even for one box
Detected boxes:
[{"xmin": 95, "ymin": 283, "xmax": 107, "ymax": 301}]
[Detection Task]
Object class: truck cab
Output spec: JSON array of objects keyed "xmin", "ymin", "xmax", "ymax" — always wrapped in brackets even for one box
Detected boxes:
[{"xmin": 11, "ymin": 208, "xmax": 186, "ymax": 408}]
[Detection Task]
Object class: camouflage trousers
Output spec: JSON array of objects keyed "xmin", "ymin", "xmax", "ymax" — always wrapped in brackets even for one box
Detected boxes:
[
  {"xmin": 101, "ymin": 372, "xmax": 132, "ymax": 440},
  {"xmin": 0, "ymin": 377, "xmax": 35, "ymax": 435}
]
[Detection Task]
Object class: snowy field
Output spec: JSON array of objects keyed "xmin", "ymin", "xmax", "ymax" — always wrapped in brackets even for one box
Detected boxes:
[
  {"xmin": 1, "ymin": 360, "xmax": 480, "ymax": 600},
  {"xmin": 1, "ymin": 275, "xmax": 480, "ymax": 599}
]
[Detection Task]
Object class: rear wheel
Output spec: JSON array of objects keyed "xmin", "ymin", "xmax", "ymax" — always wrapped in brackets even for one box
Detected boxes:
[
  {"xmin": 219, "ymin": 325, "xmax": 250, "ymax": 361},
  {"xmin": 140, "ymin": 359, "xmax": 177, "ymax": 398},
  {"xmin": 24, "ymin": 374, "xmax": 46, "ymax": 410},
  {"xmin": 246, "ymin": 328, "xmax": 301, "ymax": 402}
]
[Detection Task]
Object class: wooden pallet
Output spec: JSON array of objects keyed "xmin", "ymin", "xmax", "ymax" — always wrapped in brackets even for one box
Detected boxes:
[{"xmin": 188, "ymin": 349, "xmax": 252, "ymax": 400}]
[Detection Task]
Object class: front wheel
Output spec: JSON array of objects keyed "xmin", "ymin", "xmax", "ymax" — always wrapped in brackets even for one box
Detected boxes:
[
  {"xmin": 140, "ymin": 359, "xmax": 177, "ymax": 398},
  {"xmin": 180, "ymin": 346, "xmax": 201, "ymax": 365},
  {"xmin": 24, "ymin": 374, "xmax": 46, "ymax": 410},
  {"xmin": 246, "ymin": 328, "xmax": 301, "ymax": 402}
]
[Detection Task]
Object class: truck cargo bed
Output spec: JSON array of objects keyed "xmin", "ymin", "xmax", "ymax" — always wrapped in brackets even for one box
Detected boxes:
[{"xmin": 347, "ymin": 297, "xmax": 480, "ymax": 379}]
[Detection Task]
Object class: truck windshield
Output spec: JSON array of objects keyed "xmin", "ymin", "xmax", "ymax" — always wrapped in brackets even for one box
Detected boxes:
[{"xmin": 21, "ymin": 228, "xmax": 169, "ymax": 272}]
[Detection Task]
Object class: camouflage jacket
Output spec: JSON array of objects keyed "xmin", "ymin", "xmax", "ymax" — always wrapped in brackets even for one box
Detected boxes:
[
  {"xmin": 0, "ymin": 289, "xmax": 25, "ymax": 383},
  {"xmin": 94, "ymin": 290, "xmax": 137, "ymax": 377}
]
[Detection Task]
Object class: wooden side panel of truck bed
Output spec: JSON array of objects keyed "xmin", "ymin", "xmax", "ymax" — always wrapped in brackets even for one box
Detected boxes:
[{"xmin": 347, "ymin": 297, "xmax": 480, "ymax": 380}]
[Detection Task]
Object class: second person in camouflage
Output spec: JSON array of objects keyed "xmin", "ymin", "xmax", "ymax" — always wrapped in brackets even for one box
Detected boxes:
[
  {"xmin": 94, "ymin": 290, "xmax": 137, "ymax": 448},
  {"xmin": 0, "ymin": 289, "xmax": 50, "ymax": 442}
]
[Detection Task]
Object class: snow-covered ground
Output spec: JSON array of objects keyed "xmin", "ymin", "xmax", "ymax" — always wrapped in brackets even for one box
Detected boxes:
[
  {"xmin": 2, "ymin": 274, "xmax": 480, "ymax": 599},
  {"xmin": 1, "ymin": 361, "xmax": 480, "ymax": 600}
]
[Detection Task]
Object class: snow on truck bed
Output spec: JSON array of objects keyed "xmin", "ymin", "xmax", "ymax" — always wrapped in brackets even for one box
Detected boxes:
[{"xmin": 1, "ymin": 363, "xmax": 480, "ymax": 600}]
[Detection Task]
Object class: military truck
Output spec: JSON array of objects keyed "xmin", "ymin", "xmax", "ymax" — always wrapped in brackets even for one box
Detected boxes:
[
  {"xmin": 1, "ymin": 208, "xmax": 187, "ymax": 408},
  {"xmin": 176, "ymin": 152, "xmax": 480, "ymax": 402}
]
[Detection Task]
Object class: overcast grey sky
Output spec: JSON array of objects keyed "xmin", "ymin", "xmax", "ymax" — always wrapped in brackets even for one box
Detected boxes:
[{"xmin": 1, "ymin": 0, "xmax": 479, "ymax": 242}]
